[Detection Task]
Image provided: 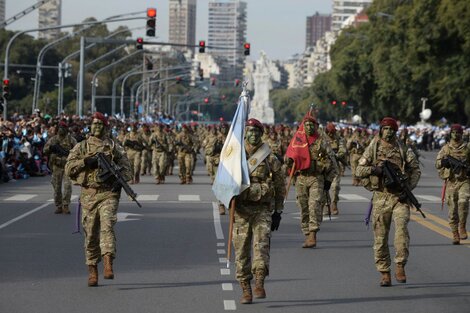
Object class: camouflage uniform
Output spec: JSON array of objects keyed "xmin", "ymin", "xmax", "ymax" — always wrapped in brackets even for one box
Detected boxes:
[
  {"xmin": 123, "ymin": 128, "xmax": 145, "ymax": 184},
  {"xmin": 356, "ymin": 117, "xmax": 420, "ymax": 286},
  {"xmin": 436, "ymin": 124, "xmax": 470, "ymax": 244},
  {"xmin": 150, "ymin": 126, "xmax": 169, "ymax": 184},
  {"xmin": 175, "ymin": 126, "xmax": 195, "ymax": 184},
  {"xmin": 294, "ymin": 128, "xmax": 337, "ymax": 247},
  {"xmin": 324, "ymin": 124, "xmax": 347, "ymax": 214},
  {"xmin": 140, "ymin": 127, "xmax": 153, "ymax": 176},
  {"xmin": 43, "ymin": 128, "xmax": 77, "ymax": 214},
  {"xmin": 203, "ymin": 127, "xmax": 217, "ymax": 178},
  {"xmin": 65, "ymin": 113, "xmax": 132, "ymax": 286},
  {"xmin": 347, "ymin": 129, "xmax": 367, "ymax": 186},
  {"xmin": 205, "ymin": 130, "xmax": 225, "ymax": 183},
  {"xmin": 233, "ymin": 119, "xmax": 285, "ymax": 303}
]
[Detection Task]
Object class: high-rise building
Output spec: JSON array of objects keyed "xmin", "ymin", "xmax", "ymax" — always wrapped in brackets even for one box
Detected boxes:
[
  {"xmin": 306, "ymin": 12, "xmax": 332, "ymax": 49},
  {"xmin": 38, "ymin": 0, "xmax": 62, "ymax": 41},
  {"xmin": 169, "ymin": 0, "xmax": 197, "ymax": 51},
  {"xmin": 0, "ymin": 0, "xmax": 5, "ymax": 26},
  {"xmin": 332, "ymin": 0, "xmax": 372, "ymax": 32},
  {"xmin": 208, "ymin": 0, "xmax": 247, "ymax": 81}
]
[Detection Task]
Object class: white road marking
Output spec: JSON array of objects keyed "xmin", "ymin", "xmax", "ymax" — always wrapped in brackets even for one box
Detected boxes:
[
  {"xmin": 339, "ymin": 194, "xmax": 368, "ymax": 201},
  {"xmin": 217, "ymin": 249, "xmax": 226, "ymax": 255},
  {"xmin": 178, "ymin": 194, "xmax": 200, "ymax": 201},
  {"xmin": 213, "ymin": 202, "xmax": 225, "ymax": 240},
  {"xmin": 0, "ymin": 203, "xmax": 52, "ymax": 230},
  {"xmin": 217, "ymin": 242, "xmax": 225, "ymax": 247},
  {"xmin": 48, "ymin": 195, "xmax": 78, "ymax": 202},
  {"xmin": 136, "ymin": 195, "xmax": 160, "ymax": 201},
  {"xmin": 222, "ymin": 283, "xmax": 233, "ymax": 291},
  {"xmin": 5, "ymin": 194, "xmax": 37, "ymax": 201},
  {"xmin": 416, "ymin": 195, "xmax": 441, "ymax": 202},
  {"xmin": 223, "ymin": 300, "xmax": 236, "ymax": 310},
  {"xmin": 117, "ymin": 212, "xmax": 143, "ymax": 222},
  {"xmin": 221, "ymin": 268, "xmax": 230, "ymax": 275},
  {"xmin": 219, "ymin": 257, "xmax": 227, "ymax": 263}
]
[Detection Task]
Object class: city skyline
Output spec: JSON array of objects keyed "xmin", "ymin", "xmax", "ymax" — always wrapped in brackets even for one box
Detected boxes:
[{"xmin": 5, "ymin": 0, "xmax": 332, "ymax": 60}]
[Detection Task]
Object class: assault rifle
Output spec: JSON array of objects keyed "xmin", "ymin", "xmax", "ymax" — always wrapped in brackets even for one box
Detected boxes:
[
  {"xmin": 382, "ymin": 160, "xmax": 426, "ymax": 218},
  {"xmin": 51, "ymin": 144, "xmax": 69, "ymax": 157},
  {"xmin": 175, "ymin": 141, "xmax": 192, "ymax": 153},
  {"xmin": 124, "ymin": 140, "xmax": 144, "ymax": 151},
  {"xmin": 96, "ymin": 153, "xmax": 142, "ymax": 208},
  {"xmin": 446, "ymin": 155, "xmax": 469, "ymax": 174},
  {"xmin": 152, "ymin": 137, "xmax": 167, "ymax": 152}
]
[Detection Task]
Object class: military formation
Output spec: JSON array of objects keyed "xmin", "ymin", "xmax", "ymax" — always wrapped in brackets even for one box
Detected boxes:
[{"xmin": 35, "ymin": 110, "xmax": 467, "ymax": 303}]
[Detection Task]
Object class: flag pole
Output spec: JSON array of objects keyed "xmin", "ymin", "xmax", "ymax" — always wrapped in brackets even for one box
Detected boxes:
[
  {"xmin": 226, "ymin": 198, "xmax": 236, "ymax": 268},
  {"xmin": 284, "ymin": 162, "xmax": 296, "ymax": 205}
]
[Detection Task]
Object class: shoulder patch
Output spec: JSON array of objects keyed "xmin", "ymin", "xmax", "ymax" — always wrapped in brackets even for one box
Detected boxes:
[{"xmin": 359, "ymin": 157, "xmax": 368, "ymax": 166}]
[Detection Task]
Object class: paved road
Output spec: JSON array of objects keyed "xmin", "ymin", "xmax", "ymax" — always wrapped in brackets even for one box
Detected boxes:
[{"xmin": 1, "ymin": 151, "xmax": 470, "ymax": 313}]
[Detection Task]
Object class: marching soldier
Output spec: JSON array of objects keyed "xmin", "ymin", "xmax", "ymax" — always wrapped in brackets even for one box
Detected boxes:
[
  {"xmin": 140, "ymin": 124, "xmax": 153, "ymax": 176},
  {"xmin": 150, "ymin": 124, "xmax": 169, "ymax": 184},
  {"xmin": 65, "ymin": 112, "xmax": 132, "ymax": 287},
  {"xmin": 123, "ymin": 123, "xmax": 145, "ymax": 184},
  {"xmin": 347, "ymin": 128, "xmax": 367, "ymax": 186},
  {"xmin": 286, "ymin": 116, "xmax": 337, "ymax": 248},
  {"xmin": 436, "ymin": 124, "xmax": 470, "ymax": 245},
  {"xmin": 324, "ymin": 122, "xmax": 347, "ymax": 215},
  {"xmin": 175, "ymin": 124, "xmax": 195, "ymax": 184},
  {"xmin": 356, "ymin": 117, "xmax": 421, "ymax": 287},
  {"xmin": 43, "ymin": 121, "xmax": 77, "ymax": 214},
  {"xmin": 233, "ymin": 118, "xmax": 285, "ymax": 304}
]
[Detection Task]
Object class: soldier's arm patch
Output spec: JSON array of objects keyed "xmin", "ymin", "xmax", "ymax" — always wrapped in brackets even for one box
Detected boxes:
[{"xmin": 359, "ymin": 157, "xmax": 368, "ymax": 166}]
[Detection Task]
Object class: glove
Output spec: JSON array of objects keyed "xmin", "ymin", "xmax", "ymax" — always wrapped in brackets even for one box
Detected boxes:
[
  {"xmin": 398, "ymin": 191, "xmax": 407, "ymax": 203},
  {"xmin": 271, "ymin": 211, "xmax": 282, "ymax": 231},
  {"xmin": 441, "ymin": 157, "xmax": 451, "ymax": 168},
  {"xmin": 371, "ymin": 165, "xmax": 383, "ymax": 176},
  {"xmin": 324, "ymin": 180, "xmax": 332, "ymax": 191},
  {"xmin": 285, "ymin": 158, "xmax": 294, "ymax": 168},
  {"xmin": 84, "ymin": 156, "xmax": 99, "ymax": 169},
  {"xmin": 111, "ymin": 180, "xmax": 122, "ymax": 193}
]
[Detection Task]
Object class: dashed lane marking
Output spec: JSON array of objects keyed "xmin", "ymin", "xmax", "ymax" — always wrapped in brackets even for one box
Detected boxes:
[
  {"xmin": 339, "ymin": 194, "xmax": 369, "ymax": 201},
  {"xmin": 178, "ymin": 194, "xmax": 201, "ymax": 201},
  {"xmin": 213, "ymin": 202, "xmax": 224, "ymax": 240},
  {"xmin": 223, "ymin": 300, "xmax": 236, "ymax": 310},
  {"xmin": 416, "ymin": 195, "xmax": 441, "ymax": 202},
  {"xmin": 221, "ymin": 268, "xmax": 230, "ymax": 275},
  {"xmin": 222, "ymin": 283, "xmax": 233, "ymax": 291},
  {"xmin": 136, "ymin": 195, "xmax": 160, "ymax": 201},
  {"xmin": 5, "ymin": 194, "xmax": 38, "ymax": 201}
]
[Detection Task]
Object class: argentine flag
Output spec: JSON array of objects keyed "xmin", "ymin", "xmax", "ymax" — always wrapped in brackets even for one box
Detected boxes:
[{"xmin": 212, "ymin": 88, "xmax": 251, "ymax": 208}]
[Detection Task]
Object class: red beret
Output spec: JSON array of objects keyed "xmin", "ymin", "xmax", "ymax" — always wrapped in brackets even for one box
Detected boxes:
[
  {"xmin": 92, "ymin": 112, "xmax": 109, "ymax": 127},
  {"xmin": 451, "ymin": 124, "xmax": 463, "ymax": 133},
  {"xmin": 380, "ymin": 117, "xmax": 398, "ymax": 131},
  {"xmin": 246, "ymin": 118, "xmax": 264, "ymax": 132},
  {"xmin": 326, "ymin": 122, "xmax": 336, "ymax": 133},
  {"xmin": 303, "ymin": 115, "xmax": 318, "ymax": 124},
  {"xmin": 58, "ymin": 121, "xmax": 68, "ymax": 128}
]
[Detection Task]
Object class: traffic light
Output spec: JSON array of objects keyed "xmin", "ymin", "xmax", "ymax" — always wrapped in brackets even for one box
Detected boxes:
[
  {"xmin": 176, "ymin": 76, "xmax": 182, "ymax": 84},
  {"xmin": 199, "ymin": 40, "xmax": 206, "ymax": 53},
  {"xmin": 64, "ymin": 63, "xmax": 72, "ymax": 78},
  {"xmin": 341, "ymin": 101, "xmax": 347, "ymax": 107},
  {"xmin": 2, "ymin": 79, "xmax": 10, "ymax": 100},
  {"xmin": 136, "ymin": 37, "xmax": 144, "ymax": 50},
  {"xmin": 331, "ymin": 100, "xmax": 337, "ymax": 106},
  {"xmin": 146, "ymin": 57, "xmax": 153, "ymax": 70},
  {"xmin": 235, "ymin": 79, "xmax": 240, "ymax": 87},
  {"xmin": 243, "ymin": 43, "xmax": 250, "ymax": 56},
  {"xmin": 146, "ymin": 8, "xmax": 156, "ymax": 37},
  {"xmin": 204, "ymin": 97, "xmax": 209, "ymax": 104}
]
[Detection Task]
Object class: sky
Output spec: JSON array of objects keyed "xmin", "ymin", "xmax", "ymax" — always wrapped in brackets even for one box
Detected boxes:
[{"xmin": 6, "ymin": 0, "xmax": 332, "ymax": 61}]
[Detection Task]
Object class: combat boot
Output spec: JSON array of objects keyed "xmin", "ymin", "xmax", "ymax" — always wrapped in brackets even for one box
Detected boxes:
[
  {"xmin": 380, "ymin": 272, "xmax": 391, "ymax": 287},
  {"xmin": 54, "ymin": 206, "xmax": 62, "ymax": 214},
  {"xmin": 302, "ymin": 232, "xmax": 316, "ymax": 248},
  {"xmin": 160, "ymin": 175, "xmax": 165, "ymax": 184},
  {"xmin": 62, "ymin": 205, "xmax": 70, "ymax": 214},
  {"xmin": 253, "ymin": 270, "xmax": 266, "ymax": 299},
  {"xmin": 156, "ymin": 177, "xmax": 161, "ymax": 184},
  {"xmin": 186, "ymin": 176, "xmax": 192, "ymax": 184},
  {"xmin": 452, "ymin": 230, "xmax": 460, "ymax": 245},
  {"xmin": 331, "ymin": 202, "xmax": 339, "ymax": 215},
  {"xmin": 459, "ymin": 223, "xmax": 468, "ymax": 240},
  {"xmin": 219, "ymin": 204, "xmax": 226, "ymax": 215},
  {"xmin": 395, "ymin": 264, "xmax": 406, "ymax": 283},
  {"xmin": 239, "ymin": 281, "xmax": 252, "ymax": 304},
  {"xmin": 180, "ymin": 178, "xmax": 186, "ymax": 184},
  {"xmin": 103, "ymin": 254, "xmax": 114, "ymax": 279},
  {"xmin": 88, "ymin": 265, "xmax": 98, "ymax": 287}
]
